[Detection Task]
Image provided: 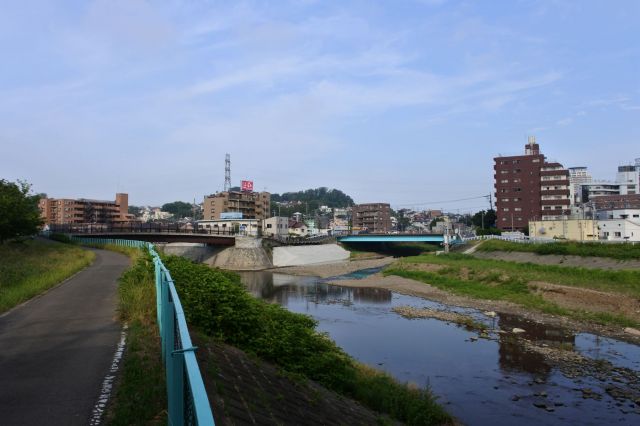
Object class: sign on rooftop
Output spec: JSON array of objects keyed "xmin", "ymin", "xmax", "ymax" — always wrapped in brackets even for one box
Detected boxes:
[{"xmin": 241, "ymin": 180, "xmax": 254, "ymax": 192}]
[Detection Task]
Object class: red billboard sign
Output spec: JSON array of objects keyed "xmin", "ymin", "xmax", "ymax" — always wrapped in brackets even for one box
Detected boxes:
[{"xmin": 241, "ymin": 180, "xmax": 254, "ymax": 191}]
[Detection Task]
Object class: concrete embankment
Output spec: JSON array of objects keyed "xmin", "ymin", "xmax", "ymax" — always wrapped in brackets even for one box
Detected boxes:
[
  {"xmin": 211, "ymin": 237, "xmax": 273, "ymax": 271},
  {"xmin": 272, "ymin": 244, "xmax": 350, "ymax": 267},
  {"xmin": 162, "ymin": 240, "xmax": 353, "ymax": 271}
]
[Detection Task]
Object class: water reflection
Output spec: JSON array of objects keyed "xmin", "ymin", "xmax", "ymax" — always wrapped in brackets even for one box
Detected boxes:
[
  {"xmin": 239, "ymin": 271, "xmax": 393, "ymax": 306},
  {"xmin": 497, "ymin": 313, "xmax": 576, "ymax": 376},
  {"xmin": 238, "ymin": 270, "xmax": 640, "ymax": 426}
]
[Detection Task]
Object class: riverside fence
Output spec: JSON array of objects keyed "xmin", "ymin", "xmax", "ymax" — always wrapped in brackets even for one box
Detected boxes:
[{"xmin": 72, "ymin": 237, "xmax": 215, "ymax": 426}]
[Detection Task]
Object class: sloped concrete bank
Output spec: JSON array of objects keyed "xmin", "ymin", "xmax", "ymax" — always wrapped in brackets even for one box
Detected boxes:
[
  {"xmin": 210, "ymin": 237, "xmax": 273, "ymax": 271},
  {"xmin": 272, "ymin": 244, "xmax": 350, "ymax": 267}
]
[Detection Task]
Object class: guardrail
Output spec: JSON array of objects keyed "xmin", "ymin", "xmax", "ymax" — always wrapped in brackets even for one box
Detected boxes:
[
  {"xmin": 461, "ymin": 235, "xmax": 556, "ymax": 244},
  {"xmin": 49, "ymin": 223, "xmax": 237, "ymax": 236},
  {"xmin": 72, "ymin": 237, "xmax": 215, "ymax": 426}
]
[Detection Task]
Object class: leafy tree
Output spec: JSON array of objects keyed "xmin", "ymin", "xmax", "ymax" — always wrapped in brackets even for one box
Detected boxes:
[
  {"xmin": 161, "ymin": 201, "xmax": 196, "ymax": 219},
  {"xmin": 128, "ymin": 205, "xmax": 142, "ymax": 216},
  {"xmin": 471, "ymin": 209, "xmax": 496, "ymax": 229},
  {"xmin": 0, "ymin": 179, "xmax": 43, "ymax": 243},
  {"xmin": 271, "ymin": 188, "xmax": 354, "ymax": 218},
  {"xmin": 391, "ymin": 209, "xmax": 411, "ymax": 231}
]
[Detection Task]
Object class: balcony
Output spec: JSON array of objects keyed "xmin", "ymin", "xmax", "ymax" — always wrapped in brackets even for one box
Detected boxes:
[
  {"xmin": 540, "ymin": 189, "xmax": 569, "ymax": 196},
  {"xmin": 541, "ymin": 199, "xmax": 570, "ymax": 206}
]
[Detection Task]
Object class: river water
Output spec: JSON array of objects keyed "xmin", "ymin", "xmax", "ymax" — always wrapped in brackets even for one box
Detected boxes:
[{"xmin": 239, "ymin": 269, "xmax": 640, "ymax": 425}]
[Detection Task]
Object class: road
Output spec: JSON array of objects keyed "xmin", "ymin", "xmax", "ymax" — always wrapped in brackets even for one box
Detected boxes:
[{"xmin": 0, "ymin": 248, "xmax": 129, "ymax": 425}]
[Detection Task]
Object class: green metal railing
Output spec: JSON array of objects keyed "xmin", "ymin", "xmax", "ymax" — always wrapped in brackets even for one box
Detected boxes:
[{"xmin": 72, "ymin": 237, "xmax": 215, "ymax": 426}]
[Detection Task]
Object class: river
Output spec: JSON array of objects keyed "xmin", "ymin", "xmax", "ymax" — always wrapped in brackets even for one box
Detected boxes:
[{"xmin": 239, "ymin": 269, "xmax": 640, "ymax": 425}]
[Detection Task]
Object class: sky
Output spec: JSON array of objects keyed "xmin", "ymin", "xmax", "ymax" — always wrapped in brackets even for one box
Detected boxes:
[{"xmin": 1, "ymin": 0, "xmax": 638, "ymax": 213}]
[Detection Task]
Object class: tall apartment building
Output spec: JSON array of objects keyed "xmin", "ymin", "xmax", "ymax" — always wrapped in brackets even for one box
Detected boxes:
[
  {"xmin": 494, "ymin": 137, "xmax": 570, "ymax": 231},
  {"xmin": 568, "ymin": 167, "xmax": 592, "ymax": 204},
  {"xmin": 39, "ymin": 193, "xmax": 133, "ymax": 224},
  {"xmin": 352, "ymin": 203, "xmax": 392, "ymax": 233},
  {"xmin": 203, "ymin": 191, "xmax": 270, "ymax": 221}
]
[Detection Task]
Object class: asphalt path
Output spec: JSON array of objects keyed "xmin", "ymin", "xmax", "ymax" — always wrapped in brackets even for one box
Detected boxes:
[{"xmin": 0, "ymin": 248, "xmax": 129, "ymax": 425}]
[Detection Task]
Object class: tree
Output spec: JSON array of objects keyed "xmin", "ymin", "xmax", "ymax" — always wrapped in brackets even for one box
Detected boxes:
[
  {"xmin": 471, "ymin": 209, "xmax": 496, "ymax": 229},
  {"xmin": 0, "ymin": 179, "xmax": 43, "ymax": 243},
  {"xmin": 161, "ymin": 201, "xmax": 195, "ymax": 219},
  {"xmin": 128, "ymin": 205, "xmax": 142, "ymax": 217}
]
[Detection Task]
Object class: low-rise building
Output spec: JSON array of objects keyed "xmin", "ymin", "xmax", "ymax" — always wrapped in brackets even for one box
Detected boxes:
[
  {"xmin": 595, "ymin": 208, "xmax": 640, "ymax": 242},
  {"xmin": 528, "ymin": 219, "xmax": 598, "ymax": 241},
  {"xmin": 262, "ymin": 216, "xmax": 289, "ymax": 238},
  {"xmin": 196, "ymin": 219, "xmax": 260, "ymax": 236}
]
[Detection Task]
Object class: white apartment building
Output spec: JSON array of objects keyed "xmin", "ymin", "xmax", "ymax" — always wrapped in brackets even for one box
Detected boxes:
[{"xmin": 568, "ymin": 167, "xmax": 592, "ymax": 204}]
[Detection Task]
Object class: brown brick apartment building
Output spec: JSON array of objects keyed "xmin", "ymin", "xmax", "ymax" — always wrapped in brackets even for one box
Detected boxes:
[
  {"xmin": 203, "ymin": 191, "xmax": 271, "ymax": 221},
  {"xmin": 494, "ymin": 137, "xmax": 570, "ymax": 231},
  {"xmin": 39, "ymin": 193, "xmax": 133, "ymax": 225},
  {"xmin": 352, "ymin": 203, "xmax": 392, "ymax": 233}
]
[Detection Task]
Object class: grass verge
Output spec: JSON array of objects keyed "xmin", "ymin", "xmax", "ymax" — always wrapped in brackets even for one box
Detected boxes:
[
  {"xmin": 0, "ymin": 239, "xmax": 95, "ymax": 313},
  {"xmin": 478, "ymin": 239, "xmax": 640, "ymax": 260},
  {"xmin": 162, "ymin": 255, "xmax": 451, "ymax": 425},
  {"xmin": 105, "ymin": 248, "xmax": 166, "ymax": 425},
  {"xmin": 385, "ymin": 253, "xmax": 640, "ymax": 329}
]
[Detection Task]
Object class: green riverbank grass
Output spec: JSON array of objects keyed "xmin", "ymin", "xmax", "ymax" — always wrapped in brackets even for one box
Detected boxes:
[
  {"xmin": 107, "ymin": 249, "xmax": 166, "ymax": 425},
  {"xmin": 0, "ymin": 239, "xmax": 95, "ymax": 313},
  {"xmin": 478, "ymin": 239, "xmax": 640, "ymax": 260},
  {"xmin": 163, "ymin": 255, "xmax": 451, "ymax": 425},
  {"xmin": 385, "ymin": 253, "xmax": 640, "ymax": 329}
]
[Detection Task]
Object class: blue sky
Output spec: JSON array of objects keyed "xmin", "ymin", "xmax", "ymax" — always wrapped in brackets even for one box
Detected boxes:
[{"xmin": 1, "ymin": 0, "xmax": 638, "ymax": 212}]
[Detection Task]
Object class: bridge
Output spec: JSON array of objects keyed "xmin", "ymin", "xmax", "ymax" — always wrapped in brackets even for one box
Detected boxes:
[
  {"xmin": 47, "ymin": 224, "xmax": 236, "ymax": 245},
  {"xmin": 337, "ymin": 233, "xmax": 449, "ymax": 243}
]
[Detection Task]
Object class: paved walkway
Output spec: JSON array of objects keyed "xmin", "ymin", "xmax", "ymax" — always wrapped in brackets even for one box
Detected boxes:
[{"xmin": 0, "ymin": 249, "xmax": 129, "ymax": 425}]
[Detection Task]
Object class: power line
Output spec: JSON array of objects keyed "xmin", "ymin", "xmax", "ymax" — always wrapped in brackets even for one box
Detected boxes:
[{"xmin": 394, "ymin": 194, "xmax": 490, "ymax": 207}]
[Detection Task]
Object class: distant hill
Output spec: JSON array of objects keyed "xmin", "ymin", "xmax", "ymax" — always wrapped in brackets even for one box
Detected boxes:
[{"xmin": 271, "ymin": 188, "xmax": 354, "ymax": 213}]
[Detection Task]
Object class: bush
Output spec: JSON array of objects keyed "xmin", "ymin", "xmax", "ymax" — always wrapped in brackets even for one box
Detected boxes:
[
  {"xmin": 49, "ymin": 233, "xmax": 73, "ymax": 244},
  {"xmin": 162, "ymin": 255, "xmax": 451, "ymax": 424}
]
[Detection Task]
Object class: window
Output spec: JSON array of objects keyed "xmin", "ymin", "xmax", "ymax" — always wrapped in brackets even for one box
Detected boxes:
[
  {"xmin": 513, "ymin": 178, "xmax": 521, "ymax": 183},
  {"xmin": 532, "ymin": 158, "xmax": 540, "ymax": 163},
  {"xmin": 501, "ymin": 179, "xmax": 509, "ymax": 183},
  {"xmin": 503, "ymin": 208, "xmax": 509, "ymax": 212},
  {"xmin": 502, "ymin": 198, "xmax": 509, "ymax": 202},
  {"xmin": 501, "ymin": 170, "xmax": 509, "ymax": 174},
  {"xmin": 514, "ymin": 207, "xmax": 522, "ymax": 211},
  {"xmin": 615, "ymin": 232, "xmax": 622, "ymax": 237},
  {"xmin": 266, "ymin": 224, "xmax": 272, "ymax": 228}
]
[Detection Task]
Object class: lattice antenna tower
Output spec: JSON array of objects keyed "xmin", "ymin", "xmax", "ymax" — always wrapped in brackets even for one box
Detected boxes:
[{"xmin": 224, "ymin": 153, "xmax": 231, "ymax": 192}]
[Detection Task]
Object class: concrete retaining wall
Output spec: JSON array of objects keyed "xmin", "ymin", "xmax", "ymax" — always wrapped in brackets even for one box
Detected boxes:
[
  {"xmin": 273, "ymin": 244, "xmax": 350, "ymax": 267},
  {"xmin": 211, "ymin": 237, "xmax": 273, "ymax": 271}
]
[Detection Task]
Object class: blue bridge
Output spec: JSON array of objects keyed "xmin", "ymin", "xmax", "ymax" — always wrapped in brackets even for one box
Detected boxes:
[{"xmin": 337, "ymin": 234, "xmax": 455, "ymax": 243}]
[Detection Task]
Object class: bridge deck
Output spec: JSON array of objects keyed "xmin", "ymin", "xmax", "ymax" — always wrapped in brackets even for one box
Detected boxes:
[
  {"xmin": 69, "ymin": 232, "xmax": 236, "ymax": 245},
  {"xmin": 337, "ymin": 234, "xmax": 445, "ymax": 243}
]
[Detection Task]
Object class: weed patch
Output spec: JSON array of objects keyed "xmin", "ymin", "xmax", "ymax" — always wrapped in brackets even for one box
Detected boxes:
[
  {"xmin": 479, "ymin": 239, "xmax": 640, "ymax": 260},
  {"xmin": 0, "ymin": 239, "xmax": 94, "ymax": 313}
]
